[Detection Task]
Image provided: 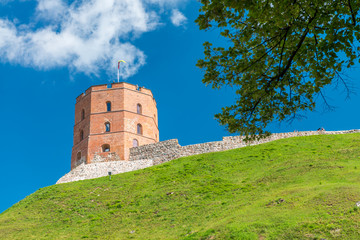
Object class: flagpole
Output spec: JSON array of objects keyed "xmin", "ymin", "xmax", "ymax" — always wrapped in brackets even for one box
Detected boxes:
[
  {"xmin": 117, "ymin": 65, "xmax": 120, "ymax": 83},
  {"xmin": 117, "ymin": 61, "xmax": 120, "ymax": 83},
  {"xmin": 117, "ymin": 60, "xmax": 126, "ymax": 83}
]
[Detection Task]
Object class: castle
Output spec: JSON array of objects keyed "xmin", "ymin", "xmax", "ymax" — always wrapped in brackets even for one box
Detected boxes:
[
  {"xmin": 57, "ymin": 83, "xmax": 360, "ymax": 184},
  {"xmin": 71, "ymin": 82, "xmax": 159, "ymax": 169}
]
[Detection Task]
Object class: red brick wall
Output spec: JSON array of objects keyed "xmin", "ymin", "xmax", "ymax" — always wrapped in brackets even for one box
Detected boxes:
[{"xmin": 70, "ymin": 82, "xmax": 159, "ymax": 169}]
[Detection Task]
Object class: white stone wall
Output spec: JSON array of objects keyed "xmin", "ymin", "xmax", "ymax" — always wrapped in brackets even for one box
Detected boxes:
[
  {"xmin": 129, "ymin": 129, "xmax": 360, "ymax": 165},
  {"xmin": 92, "ymin": 152, "xmax": 121, "ymax": 163},
  {"xmin": 56, "ymin": 160, "xmax": 153, "ymax": 184},
  {"xmin": 57, "ymin": 129, "xmax": 360, "ymax": 184}
]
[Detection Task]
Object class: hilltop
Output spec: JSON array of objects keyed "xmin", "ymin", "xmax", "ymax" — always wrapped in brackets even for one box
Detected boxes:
[{"xmin": 1, "ymin": 133, "xmax": 360, "ymax": 239}]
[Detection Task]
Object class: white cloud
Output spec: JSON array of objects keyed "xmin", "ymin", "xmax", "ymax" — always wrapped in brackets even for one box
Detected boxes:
[
  {"xmin": 144, "ymin": 0, "xmax": 185, "ymax": 8},
  {"xmin": 36, "ymin": 0, "xmax": 66, "ymax": 21},
  {"xmin": 170, "ymin": 9, "xmax": 187, "ymax": 27},
  {"xmin": 0, "ymin": 0, "xmax": 187, "ymax": 78}
]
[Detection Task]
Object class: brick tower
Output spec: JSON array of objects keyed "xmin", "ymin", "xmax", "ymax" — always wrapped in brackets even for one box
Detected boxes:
[{"xmin": 70, "ymin": 82, "xmax": 159, "ymax": 169}]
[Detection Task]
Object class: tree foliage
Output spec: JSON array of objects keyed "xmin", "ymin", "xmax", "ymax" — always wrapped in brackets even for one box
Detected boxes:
[{"xmin": 196, "ymin": 0, "xmax": 360, "ymax": 139}]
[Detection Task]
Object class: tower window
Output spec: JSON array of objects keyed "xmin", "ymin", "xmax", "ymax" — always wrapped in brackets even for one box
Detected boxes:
[
  {"xmin": 106, "ymin": 102, "xmax": 111, "ymax": 112},
  {"xmin": 80, "ymin": 130, "xmax": 84, "ymax": 141},
  {"xmin": 102, "ymin": 144, "xmax": 110, "ymax": 152},
  {"xmin": 137, "ymin": 124, "xmax": 143, "ymax": 135},
  {"xmin": 77, "ymin": 152, "xmax": 81, "ymax": 161},
  {"xmin": 137, "ymin": 104, "xmax": 142, "ymax": 114},
  {"xmin": 133, "ymin": 139, "xmax": 139, "ymax": 147},
  {"xmin": 105, "ymin": 122, "xmax": 110, "ymax": 132},
  {"xmin": 81, "ymin": 109, "xmax": 85, "ymax": 120}
]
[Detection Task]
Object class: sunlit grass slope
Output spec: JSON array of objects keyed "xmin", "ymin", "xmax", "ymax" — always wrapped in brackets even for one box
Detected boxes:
[{"xmin": 2, "ymin": 134, "xmax": 360, "ymax": 239}]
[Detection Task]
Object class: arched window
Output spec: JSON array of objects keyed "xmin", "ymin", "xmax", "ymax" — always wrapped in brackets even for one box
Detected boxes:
[
  {"xmin": 106, "ymin": 101, "xmax": 111, "ymax": 112},
  {"xmin": 133, "ymin": 139, "xmax": 139, "ymax": 147},
  {"xmin": 102, "ymin": 144, "xmax": 110, "ymax": 152},
  {"xmin": 137, "ymin": 104, "xmax": 142, "ymax": 114},
  {"xmin": 80, "ymin": 130, "xmax": 84, "ymax": 141},
  {"xmin": 137, "ymin": 124, "xmax": 143, "ymax": 135},
  {"xmin": 105, "ymin": 122, "xmax": 110, "ymax": 132},
  {"xmin": 77, "ymin": 152, "xmax": 81, "ymax": 161},
  {"xmin": 81, "ymin": 109, "xmax": 85, "ymax": 120}
]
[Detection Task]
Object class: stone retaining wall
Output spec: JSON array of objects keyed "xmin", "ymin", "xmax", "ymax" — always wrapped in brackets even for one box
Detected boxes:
[
  {"xmin": 129, "ymin": 139, "xmax": 182, "ymax": 165},
  {"xmin": 56, "ymin": 160, "xmax": 153, "ymax": 184},
  {"xmin": 57, "ymin": 129, "xmax": 360, "ymax": 184},
  {"xmin": 92, "ymin": 152, "xmax": 121, "ymax": 163},
  {"xmin": 129, "ymin": 130, "xmax": 360, "ymax": 165}
]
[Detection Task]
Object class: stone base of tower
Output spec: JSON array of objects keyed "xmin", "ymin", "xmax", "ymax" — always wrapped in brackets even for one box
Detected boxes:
[{"xmin": 56, "ymin": 160, "xmax": 153, "ymax": 184}]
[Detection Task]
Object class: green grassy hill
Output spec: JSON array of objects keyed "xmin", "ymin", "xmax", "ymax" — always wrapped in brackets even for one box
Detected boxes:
[{"xmin": 2, "ymin": 134, "xmax": 360, "ymax": 239}]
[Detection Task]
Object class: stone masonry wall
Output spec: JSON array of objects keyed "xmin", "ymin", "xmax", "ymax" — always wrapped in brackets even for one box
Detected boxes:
[
  {"xmin": 92, "ymin": 152, "xmax": 121, "ymax": 163},
  {"xmin": 57, "ymin": 129, "xmax": 360, "ymax": 184},
  {"xmin": 129, "ymin": 139, "xmax": 182, "ymax": 165},
  {"xmin": 57, "ymin": 160, "xmax": 153, "ymax": 184},
  {"xmin": 129, "ymin": 130, "xmax": 360, "ymax": 165}
]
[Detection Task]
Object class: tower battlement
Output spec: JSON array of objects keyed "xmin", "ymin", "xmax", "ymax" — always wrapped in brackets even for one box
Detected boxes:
[
  {"xmin": 71, "ymin": 82, "xmax": 159, "ymax": 169},
  {"xmin": 75, "ymin": 82, "xmax": 154, "ymax": 103}
]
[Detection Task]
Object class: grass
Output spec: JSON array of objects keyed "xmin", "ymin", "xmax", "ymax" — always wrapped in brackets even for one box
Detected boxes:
[{"xmin": 2, "ymin": 133, "xmax": 360, "ymax": 239}]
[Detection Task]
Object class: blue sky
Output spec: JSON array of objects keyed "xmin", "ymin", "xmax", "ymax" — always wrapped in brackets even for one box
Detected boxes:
[{"xmin": 1, "ymin": 0, "xmax": 360, "ymax": 213}]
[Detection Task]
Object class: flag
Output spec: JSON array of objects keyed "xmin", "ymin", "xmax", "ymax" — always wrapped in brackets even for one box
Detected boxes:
[{"xmin": 118, "ymin": 60, "xmax": 126, "ymax": 69}]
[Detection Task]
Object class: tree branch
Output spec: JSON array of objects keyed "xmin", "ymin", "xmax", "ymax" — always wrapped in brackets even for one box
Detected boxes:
[
  {"xmin": 348, "ymin": 0, "xmax": 357, "ymax": 26},
  {"xmin": 272, "ymin": 11, "xmax": 316, "ymax": 81},
  {"xmin": 245, "ymin": 11, "xmax": 318, "ymax": 122}
]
